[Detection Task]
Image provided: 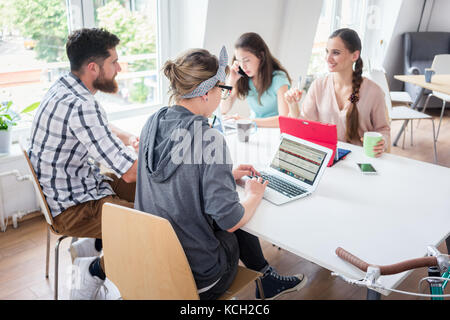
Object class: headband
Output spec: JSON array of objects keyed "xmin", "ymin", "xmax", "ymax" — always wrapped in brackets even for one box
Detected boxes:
[{"xmin": 181, "ymin": 46, "xmax": 228, "ymax": 99}]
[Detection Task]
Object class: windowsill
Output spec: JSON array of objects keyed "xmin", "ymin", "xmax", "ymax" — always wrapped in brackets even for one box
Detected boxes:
[
  {"xmin": 110, "ymin": 107, "xmax": 162, "ymax": 136},
  {"xmin": 12, "ymin": 103, "xmax": 164, "ymax": 144}
]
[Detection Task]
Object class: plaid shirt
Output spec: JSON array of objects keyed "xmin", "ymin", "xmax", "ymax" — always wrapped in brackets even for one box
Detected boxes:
[{"xmin": 28, "ymin": 73, "xmax": 137, "ymax": 217}]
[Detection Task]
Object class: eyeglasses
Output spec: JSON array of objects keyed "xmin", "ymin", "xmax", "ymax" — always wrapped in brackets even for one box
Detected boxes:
[{"xmin": 215, "ymin": 84, "xmax": 232, "ymax": 100}]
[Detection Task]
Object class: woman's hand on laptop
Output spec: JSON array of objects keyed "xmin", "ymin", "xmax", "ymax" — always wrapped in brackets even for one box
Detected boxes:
[
  {"xmin": 232, "ymin": 164, "xmax": 260, "ymax": 181},
  {"xmin": 244, "ymin": 176, "xmax": 269, "ymax": 198}
]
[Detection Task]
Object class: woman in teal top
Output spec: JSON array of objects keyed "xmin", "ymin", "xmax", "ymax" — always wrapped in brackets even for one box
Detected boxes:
[{"xmin": 220, "ymin": 32, "xmax": 292, "ymax": 127}]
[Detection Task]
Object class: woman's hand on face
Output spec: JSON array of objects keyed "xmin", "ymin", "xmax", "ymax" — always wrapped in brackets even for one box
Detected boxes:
[
  {"xmin": 284, "ymin": 88, "xmax": 302, "ymax": 105},
  {"xmin": 229, "ymin": 61, "xmax": 242, "ymax": 86}
]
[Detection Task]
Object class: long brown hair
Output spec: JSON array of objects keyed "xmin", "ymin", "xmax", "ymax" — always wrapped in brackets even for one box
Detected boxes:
[
  {"xmin": 329, "ymin": 28, "xmax": 363, "ymax": 143},
  {"xmin": 233, "ymin": 32, "xmax": 291, "ymax": 105}
]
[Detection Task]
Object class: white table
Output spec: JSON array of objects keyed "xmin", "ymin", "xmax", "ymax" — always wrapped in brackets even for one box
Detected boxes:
[{"xmin": 225, "ymin": 128, "xmax": 450, "ymax": 297}]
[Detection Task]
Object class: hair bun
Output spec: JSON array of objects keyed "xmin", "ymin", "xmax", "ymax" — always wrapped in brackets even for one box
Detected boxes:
[{"xmin": 162, "ymin": 60, "xmax": 176, "ymax": 79}]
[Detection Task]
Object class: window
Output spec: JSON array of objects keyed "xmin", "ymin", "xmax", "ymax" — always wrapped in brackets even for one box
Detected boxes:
[
  {"xmin": 0, "ymin": 0, "xmax": 69, "ymax": 130},
  {"xmin": 91, "ymin": 0, "xmax": 160, "ymax": 114},
  {"xmin": 307, "ymin": 0, "xmax": 369, "ymax": 76},
  {"xmin": 0, "ymin": 0, "xmax": 161, "ymax": 137}
]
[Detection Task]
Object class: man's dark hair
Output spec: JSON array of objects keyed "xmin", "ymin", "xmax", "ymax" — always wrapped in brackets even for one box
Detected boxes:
[{"xmin": 66, "ymin": 28, "xmax": 120, "ymax": 72}]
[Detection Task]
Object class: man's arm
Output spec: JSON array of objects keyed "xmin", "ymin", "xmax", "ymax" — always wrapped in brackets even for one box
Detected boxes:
[
  {"xmin": 109, "ymin": 123, "xmax": 139, "ymax": 151},
  {"xmin": 109, "ymin": 124, "xmax": 138, "ymax": 182},
  {"xmin": 122, "ymin": 159, "xmax": 138, "ymax": 183}
]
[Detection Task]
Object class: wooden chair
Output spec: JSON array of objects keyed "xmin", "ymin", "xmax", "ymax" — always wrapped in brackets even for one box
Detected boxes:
[
  {"xmin": 102, "ymin": 202, "xmax": 264, "ymax": 300},
  {"xmin": 21, "ymin": 147, "xmax": 71, "ymax": 300}
]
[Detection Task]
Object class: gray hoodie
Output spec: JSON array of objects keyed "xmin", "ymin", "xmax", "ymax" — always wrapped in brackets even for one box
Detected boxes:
[{"xmin": 135, "ymin": 106, "xmax": 244, "ymax": 290}]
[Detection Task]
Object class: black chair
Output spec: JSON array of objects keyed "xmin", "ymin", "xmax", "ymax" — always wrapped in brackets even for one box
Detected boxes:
[{"xmin": 403, "ymin": 32, "xmax": 450, "ymax": 106}]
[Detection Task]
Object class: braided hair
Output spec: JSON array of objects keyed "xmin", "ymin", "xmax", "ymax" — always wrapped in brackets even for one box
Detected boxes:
[{"xmin": 329, "ymin": 28, "xmax": 363, "ymax": 143}]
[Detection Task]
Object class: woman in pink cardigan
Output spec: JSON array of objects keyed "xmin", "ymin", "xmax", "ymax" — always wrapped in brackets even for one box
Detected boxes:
[{"xmin": 285, "ymin": 28, "xmax": 390, "ymax": 157}]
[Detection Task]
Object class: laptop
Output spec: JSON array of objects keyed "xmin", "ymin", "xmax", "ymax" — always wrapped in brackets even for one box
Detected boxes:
[
  {"xmin": 279, "ymin": 116, "xmax": 350, "ymax": 167},
  {"xmin": 240, "ymin": 133, "xmax": 333, "ymax": 205}
]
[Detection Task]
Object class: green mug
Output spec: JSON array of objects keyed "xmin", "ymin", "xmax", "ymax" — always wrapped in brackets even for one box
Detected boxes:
[{"xmin": 363, "ymin": 132, "xmax": 382, "ymax": 157}]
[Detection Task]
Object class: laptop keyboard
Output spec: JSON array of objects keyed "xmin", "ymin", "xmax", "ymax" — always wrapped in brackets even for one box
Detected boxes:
[{"xmin": 249, "ymin": 172, "xmax": 306, "ymax": 198}]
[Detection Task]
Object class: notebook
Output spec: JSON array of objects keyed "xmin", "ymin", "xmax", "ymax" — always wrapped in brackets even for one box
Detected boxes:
[
  {"xmin": 239, "ymin": 133, "xmax": 333, "ymax": 205},
  {"xmin": 278, "ymin": 116, "xmax": 350, "ymax": 167}
]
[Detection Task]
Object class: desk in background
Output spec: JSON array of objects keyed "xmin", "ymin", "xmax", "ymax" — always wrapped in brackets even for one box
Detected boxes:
[
  {"xmin": 393, "ymin": 74, "xmax": 450, "ymax": 146},
  {"xmin": 226, "ymin": 128, "xmax": 450, "ymax": 298}
]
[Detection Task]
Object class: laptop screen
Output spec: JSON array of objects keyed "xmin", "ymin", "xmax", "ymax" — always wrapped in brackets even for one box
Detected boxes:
[{"xmin": 270, "ymin": 137, "xmax": 328, "ymax": 186}]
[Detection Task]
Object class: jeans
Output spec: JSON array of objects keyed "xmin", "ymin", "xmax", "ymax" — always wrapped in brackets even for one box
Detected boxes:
[{"xmin": 199, "ymin": 229, "xmax": 268, "ymax": 300}]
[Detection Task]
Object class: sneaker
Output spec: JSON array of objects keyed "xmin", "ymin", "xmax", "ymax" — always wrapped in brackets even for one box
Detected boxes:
[
  {"xmin": 255, "ymin": 266, "xmax": 308, "ymax": 300},
  {"xmin": 98, "ymin": 278, "xmax": 122, "ymax": 300},
  {"xmin": 70, "ymin": 238, "xmax": 101, "ymax": 263},
  {"xmin": 70, "ymin": 257, "xmax": 105, "ymax": 300}
]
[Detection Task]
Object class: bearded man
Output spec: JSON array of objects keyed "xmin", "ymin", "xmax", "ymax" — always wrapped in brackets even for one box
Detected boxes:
[{"xmin": 28, "ymin": 28, "xmax": 138, "ymax": 299}]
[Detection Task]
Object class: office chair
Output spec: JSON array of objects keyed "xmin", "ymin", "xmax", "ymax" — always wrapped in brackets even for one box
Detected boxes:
[
  {"xmin": 102, "ymin": 202, "xmax": 264, "ymax": 300},
  {"xmin": 21, "ymin": 147, "xmax": 72, "ymax": 300},
  {"xmin": 419, "ymin": 54, "xmax": 450, "ymax": 141},
  {"xmin": 368, "ymin": 69, "xmax": 437, "ymax": 163}
]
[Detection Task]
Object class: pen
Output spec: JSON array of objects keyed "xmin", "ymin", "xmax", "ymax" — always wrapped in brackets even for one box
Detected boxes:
[
  {"xmin": 297, "ymin": 76, "xmax": 302, "ymax": 90},
  {"xmin": 211, "ymin": 115, "xmax": 217, "ymax": 128}
]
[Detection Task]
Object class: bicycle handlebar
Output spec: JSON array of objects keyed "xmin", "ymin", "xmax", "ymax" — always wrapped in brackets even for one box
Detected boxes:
[{"xmin": 335, "ymin": 247, "xmax": 438, "ymax": 275}]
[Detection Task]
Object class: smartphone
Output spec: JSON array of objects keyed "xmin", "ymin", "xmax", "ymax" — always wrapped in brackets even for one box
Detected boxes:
[
  {"xmin": 357, "ymin": 163, "xmax": 377, "ymax": 175},
  {"xmin": 238, "ymin": 66, "xmax": 248, "ymax": 78}
]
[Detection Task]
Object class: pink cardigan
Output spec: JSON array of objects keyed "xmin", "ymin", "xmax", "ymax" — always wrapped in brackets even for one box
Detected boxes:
[{"xmin": 301, "ymin": 74, "xmax": 390, "ymax": 146}]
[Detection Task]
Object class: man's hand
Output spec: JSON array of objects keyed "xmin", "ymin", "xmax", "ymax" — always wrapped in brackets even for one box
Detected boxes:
[{"xmin": 128, "ymin": 135, "xmax": 139, "ymax": 152}]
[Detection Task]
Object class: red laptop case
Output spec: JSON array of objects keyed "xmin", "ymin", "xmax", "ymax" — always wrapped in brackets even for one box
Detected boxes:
[{"xmin": 279, "ymin": 116, "xmax": 337, "ymax": 167}]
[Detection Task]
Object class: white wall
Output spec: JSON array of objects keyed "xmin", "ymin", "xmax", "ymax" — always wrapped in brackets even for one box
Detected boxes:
[
  {"xmin": 202, "ymin": 0, "xmax": 322, "ymax": 115},
  {"xmin": 160, "ymin": 0, "xmax": 209, "ymax": 105},
  {"xmin": 167, "ymin": 0, "xmax": 209, "ymax": 56},
  {"xmin": 363, "ymin": 0, "xmax": 403, "ymax": 71},
  {"xmin": 426, "ymin": 0, "xmax": 450, "ymax": 31},
  {"xmin": 382, "ymin": 0, "xmax": 450, "ymax": 91},
  {"xmin": 382, "ymin": 0, "xmax": 425, "ymax": 90}
]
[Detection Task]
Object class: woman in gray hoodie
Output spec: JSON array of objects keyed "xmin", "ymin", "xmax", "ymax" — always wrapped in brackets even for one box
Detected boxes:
[{"xmin": 134, "ymin": 46, "xmax": 307, "ymax": 300}]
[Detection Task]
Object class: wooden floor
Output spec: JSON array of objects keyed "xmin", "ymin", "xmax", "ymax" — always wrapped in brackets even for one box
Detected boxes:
[{"xmin": 0, "ymin": 108, "xmax": 449, "ymax": 300}]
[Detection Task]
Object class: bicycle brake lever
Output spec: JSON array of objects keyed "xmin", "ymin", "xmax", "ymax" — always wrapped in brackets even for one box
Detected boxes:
[
  {"xmin": 332, "ymin": 269, "xmax": 389, "ymax": 295},
  {"xmin": 364, "ymin": 266, "xmax": 381, "ymax": 285},
  {"xmin": 427, "ymin": 245, "xmax": 450, "ymax": 274},
  {"xmin": 331, "ymin": 272, "xmax": 364, "ymax": 286}
]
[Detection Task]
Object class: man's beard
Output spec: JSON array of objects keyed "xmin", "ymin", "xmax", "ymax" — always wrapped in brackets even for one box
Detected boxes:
[{"xmin": 93, "ymin": 68, "xmax": 118, "ymax": 93}]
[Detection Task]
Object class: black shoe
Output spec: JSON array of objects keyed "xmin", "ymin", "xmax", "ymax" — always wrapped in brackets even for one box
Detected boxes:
[{"xmin": 255, "ymin": 266, "xmax": 307, "ymax": 300}]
